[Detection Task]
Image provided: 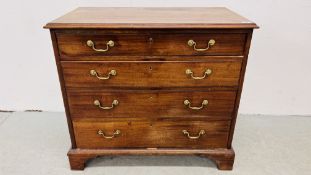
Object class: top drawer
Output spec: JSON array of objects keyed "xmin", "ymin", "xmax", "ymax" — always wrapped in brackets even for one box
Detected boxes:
[{"xmin": 56, "ymin": 31, "xmax": 246, "ymax": 59}]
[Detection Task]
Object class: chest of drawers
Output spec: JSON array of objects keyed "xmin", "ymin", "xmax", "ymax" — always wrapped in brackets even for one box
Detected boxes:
[{"xmin": 44, "ymin": 7, "xmax": 258, "ymax": 170}]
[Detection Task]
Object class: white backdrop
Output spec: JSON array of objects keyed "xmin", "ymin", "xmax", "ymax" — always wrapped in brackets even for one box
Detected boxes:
[{"xmin": 0, "ymin": 0, "xmax": 311, "ymax": 115}]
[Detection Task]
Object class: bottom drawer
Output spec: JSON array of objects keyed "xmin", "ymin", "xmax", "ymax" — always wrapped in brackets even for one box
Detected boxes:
[{"xmin": 73, "ymin": 120, "xmax": 230, "ymax": 149}]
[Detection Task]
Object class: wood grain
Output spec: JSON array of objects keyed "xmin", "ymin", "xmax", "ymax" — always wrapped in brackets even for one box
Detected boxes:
[
  {"xmin": 61, "ymin": 61, "xmax": 242, "ymax": 88},
  {"xmin": 57, "ymin": 32, "xmax": 246, "ymax": 58},
  {"xmin": 72, "ymin": 120, "xmax": 230, "ymax": 149},
  {"xmin": 49, "ymin": 30, "xmax": 77, "ymax": 148},
  {"xmin": 68, "ymin": 148, "xmax": 235, "ymax": 170},
  {"xmin": 44, "ymin": 7, "xmax": 258, "ymax": 29},
  {"xmin": 227, "ymin": 30, "xmax": 254, "ymax": 148},
  {"xmin": 67, "ymin": 90, "xmax": 237, "ymax": 119},
  {"xmin": 45, "ymin": 7, "xmax": 257, "ymax": 171}
]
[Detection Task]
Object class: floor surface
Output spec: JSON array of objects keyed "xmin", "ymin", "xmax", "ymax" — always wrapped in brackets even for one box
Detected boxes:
[{"xmin": 0, "ymin": 112, "xmax": 310, "ymax": 175}]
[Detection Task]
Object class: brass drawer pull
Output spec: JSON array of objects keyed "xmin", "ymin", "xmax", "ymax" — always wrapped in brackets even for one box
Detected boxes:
[
  {"xmin": 87, "ymin": 40, "xmax": 114, "ymax": 52},
  {"xmin": 97, "ymin": 130, "xmax": 121, "ymax": 139},
  {"xmin": 184, "ymin": 99, "xmax": 208, "ymax": 110},
  {"xmin": 185, "ymin": 69, "xmax": 212, "ymax": 80},
  {"xmin": 90, "ymin": 69, "xmax": 116, "ymax": 80},
  {"xmin": 94, "ymin": 99, "xmax": 118, "ymax": 110},
  {"xmin": 182, "ymin": 130, "xmax": 205, "ymax": 139},
  {"xmin": 187, "ymin": 39, "xmax": 215, "ymax": 51}
]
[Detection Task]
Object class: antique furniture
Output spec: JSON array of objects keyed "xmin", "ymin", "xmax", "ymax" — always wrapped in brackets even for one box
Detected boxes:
[{"xmin": 44, "ymin": 7, "xmax": 258, "ymax": 170}]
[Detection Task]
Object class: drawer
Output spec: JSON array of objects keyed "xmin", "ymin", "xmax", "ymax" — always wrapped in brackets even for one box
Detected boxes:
[
  {"xmin": 57, "ymin": 33, "xmax": 149, "ymax": 58},
  {"xmin": 67, "ymin": 90, "xmax": 236, "ymax": 119},
  {"xmin": 73, "ymin": 120, "xmax": 230, "ymax": 149},
  {"xmin": 57, "ymin": 32, "xmax": 246, "ymax": 59},
  {"xmin": 62, "ymin": 61, "xmax": 242, "ymax": 88}
]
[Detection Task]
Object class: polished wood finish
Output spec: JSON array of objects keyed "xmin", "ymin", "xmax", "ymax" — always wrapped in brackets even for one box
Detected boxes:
[
  {"xmin": 73, "ymin": 120, "xmax": 230, "ymax": 149},
  {"xmin": 44, "ymin": 7, "xmax": 258, "ymax": 29},
  {"xmin": 45, "ymin": 7, "xmax": 257, "ymax": 171},
  {"xmin": 62, "ymin": 61, "xmax": 242, "ymax": 88},
  {"xmin": 227, "ymin": 30, "xmax": 254, "ymax": 148},
  {"xmin": 67, "ymin": 148, "xmax": 235, "ymax": 170},
  {"xmin": 67, "ymin": 90, "xmax": 236, "ymax": 119},
  {"xmin": 50, "ymin": 31, "xmax": 77, "ymax": 148},
  {"xmin": 57, "ymin": 32, "xmax": 246, "ymax": 57}
]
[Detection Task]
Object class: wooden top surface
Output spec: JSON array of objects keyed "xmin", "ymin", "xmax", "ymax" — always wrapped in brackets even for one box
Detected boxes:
[{"xmin": 44, "ymin": 7, "xmax": 258, "ymax": 29}]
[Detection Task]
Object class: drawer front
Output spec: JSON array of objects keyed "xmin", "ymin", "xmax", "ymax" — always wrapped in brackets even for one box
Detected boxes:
[
  {"xmin": 57, "ymin": 33, "xmax": 246, "ymax": 58},
  {"xmin": 151, "ymin": 33, "xmax": 246, "ymax": 56},
  {"xmin": 67, "ymin": 90, "xmax": 236, "ymax": 119},
  {"xmin": 57, "ymin": 33, "xmax": 149, "ymax": 58},
  {"xmin": 73, "ymin": 120, "xmax": 230, "ymax": 149},
  {"xmin": 62, "ymin": 61, "xmax": 242, "ymax": 88}
]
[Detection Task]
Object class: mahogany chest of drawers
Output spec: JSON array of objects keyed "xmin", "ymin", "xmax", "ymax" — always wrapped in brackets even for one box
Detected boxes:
[{"xmin": 44, "ymin": 7, "xmax": 258, "ymax": 170}]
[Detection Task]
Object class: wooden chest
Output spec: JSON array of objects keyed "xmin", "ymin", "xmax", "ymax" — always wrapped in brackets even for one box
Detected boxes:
[{"xmin": 44, "ymin": 7, "xmax": 258, "ymax": 170}]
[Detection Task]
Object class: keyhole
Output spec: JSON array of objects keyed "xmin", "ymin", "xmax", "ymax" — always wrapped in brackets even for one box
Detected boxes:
[
  {"xmin": 149, "ymin": 66, "xmax": 152, "ymax": 71},
  {"xmin": 149, "ymin": 37, "xmax": 153, "ymax": 43}
]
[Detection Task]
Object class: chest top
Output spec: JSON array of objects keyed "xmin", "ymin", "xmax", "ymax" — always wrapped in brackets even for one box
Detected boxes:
[{"xmin": 44, "ymin": 7, "xmax": 258, "ymax": 29}]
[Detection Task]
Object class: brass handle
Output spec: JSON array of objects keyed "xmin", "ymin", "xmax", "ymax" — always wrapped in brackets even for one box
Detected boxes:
[
  {"xmin": 87, "ymin": 40, "xmax": 114, "ymax": 52},
  {"xmin": 185, "ymin": 69, "xmax": 212, "ymax": 80},
  {"xmin": 184, "ymin": 99, "xmax": 208, "ymax": 110},
  {"xmin": 187, "ymin": 39, "xmax": 215, "ymax": 51},
  {"xmin": 94, "ymin": 99, "xmax": 118, "ymax": 110},
  {"xmin": 97, "ymin": 130, "xmax": 121, "ymax": 139},
  {"xmin": 182, "ymin": 130, "xmax": 205, "ymax": 139},
  {"xmin": 90, "ymin": 69, "xmax": 116, "ymax": 80}
]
